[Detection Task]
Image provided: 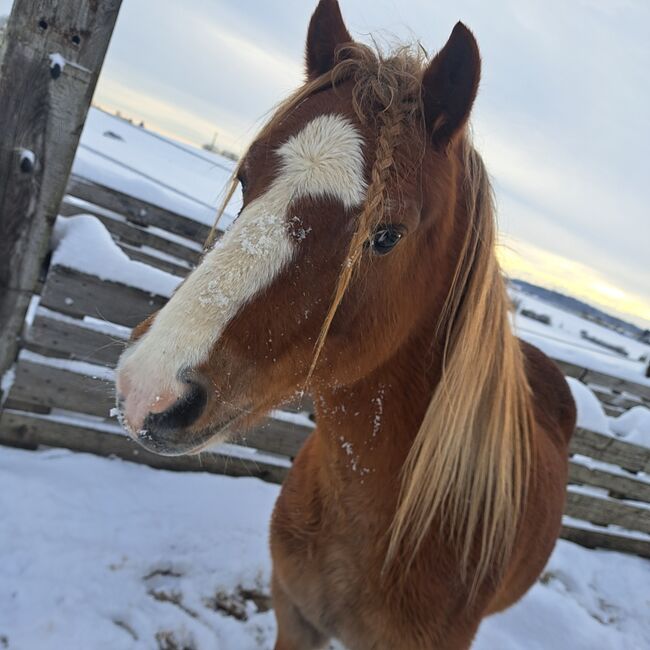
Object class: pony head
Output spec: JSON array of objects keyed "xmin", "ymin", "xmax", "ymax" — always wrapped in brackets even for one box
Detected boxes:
[{"xmin": 115, "ymin": 0, "xmax": 482, "ymax": 456}]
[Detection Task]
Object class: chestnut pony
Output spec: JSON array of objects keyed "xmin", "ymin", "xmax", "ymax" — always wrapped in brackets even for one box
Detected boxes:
[{"xmin": 116, "ymin": 1, "xmax": 575, "ymax": 648}]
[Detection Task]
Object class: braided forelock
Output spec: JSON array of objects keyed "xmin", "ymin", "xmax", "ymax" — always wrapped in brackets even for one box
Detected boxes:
[{"xmin": 306, "ymin": 42, "xmax": 428, "ymax": 382}]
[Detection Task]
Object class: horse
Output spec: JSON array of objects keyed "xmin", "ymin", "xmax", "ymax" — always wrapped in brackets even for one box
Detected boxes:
[{"xmin": 115, "ymin": 1, "xmax": 576, "ymax": 647}]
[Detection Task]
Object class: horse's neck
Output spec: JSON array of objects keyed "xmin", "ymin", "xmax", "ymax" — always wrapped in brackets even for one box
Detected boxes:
[
  {"xmin": 311, "ymin": 150, "xmax": 467, "ymax": 495},
  {"xmin": 312, "ymin": 326, "xmax": 442, "ymax": 487}
]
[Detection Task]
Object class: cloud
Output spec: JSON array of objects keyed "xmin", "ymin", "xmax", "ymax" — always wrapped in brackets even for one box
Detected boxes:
[
  {"xmin": 475, "ymin": 114, "xmax": 649, "ymax": 302},
  {"xmin": 95, "ymin": 0, "xmax": 305, "ymax": 151}
]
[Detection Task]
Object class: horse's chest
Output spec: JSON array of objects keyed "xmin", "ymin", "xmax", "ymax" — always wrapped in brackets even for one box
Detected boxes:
[
  {"xmin": 276, "ymin": 524, "xmax": 379, "ymax": 638},
  {"xmin": 271, "ymin": 486, "xmax": 386, "ymax": 638}
]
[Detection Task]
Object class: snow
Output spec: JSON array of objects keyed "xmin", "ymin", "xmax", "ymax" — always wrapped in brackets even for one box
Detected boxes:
[
  {"xmin": 511, "ymin": 290, "xmax": 650, "ymax": 390},
  {"xmin": 51, "ymin": 214, "xmax": 181, "ymax": 297},
  {"xmin": 48, "ymin": 52, "xmax": 66, "ymax": 73},
  {"xmin": 0, "ymin": 448, "xmax": 278, "ymax": 650},
  {"xmin": 565, "ymin": 377, "xmax": 650, "ymax": 447},
  {"xmin": 571, "ymin": 454, "xmax": 650, "ymax": 486},
  {"xmin": 7, "ymin": 407, "xmax": 126, "ymax": 435},
  {"xmin": 0, "ymin": 447, "xmax": 648, "ymax": 650},
  {"xmin": 35, "ymin": 305, "xmax": 131, "ymax": 339},
  {"xmin": 609, "ymin": 406, "xmax": 650, "ymax": 447},
  {"xmin": 474, "ymin": 538, "xmax": 650, "ymax": 650},
  {"xmin": 137, "ymin": 244, "xmax": 193, "ymax": 269},
  {"xmin": 568, "ymin": 483, "xmax": 612, "ymax": 501},
  {"xmin": 74, "ymin": 108, "xmax": 240, "ymax": 230},
  {"xmin": 566, "ymin": 377, "xmax": 611, "ymax": 434},
  {"xmin": 0, "ymin": 366, "xmax": 15, "ymax": 407},
  {"xmin": 23, "ymin": 294, "xmax": 39, "ymax": 328},
  {"xmin": 268, "ymin": 409, "xmax": 315, "ymax": 428},
  {"xmin": 562, "ymin": 515, "xmax": 650, "ymax": 543},
  {"xmin": 19, "ymin": 349, "xmax": 115, "ymax": 382},
  {"xmin": 18, "ymin": 148, "xmax": 35, "ymax": 170},
  {"xmin": 147, "ymin": 225, "xmax": 204, "ymax": 252},
  {"xmin": 511, "ymin": 288, "xmax": 650, "ymax": 362},
  {"xmin": 520, "ymin": 326, "xmax": 650, "ymax": 388},
  {"xmin": 63, "ymin": 195, "xmax": 203, "ymax": 254}
]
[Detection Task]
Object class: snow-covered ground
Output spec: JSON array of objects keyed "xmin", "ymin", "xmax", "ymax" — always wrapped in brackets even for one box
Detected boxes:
[
  {"xmin": 0, "ymin": 447, "xmax": 648, "ymax": 650},
  {"xmin": 566, "ymin": 377, "xmax": 650, "ymax": 447}
]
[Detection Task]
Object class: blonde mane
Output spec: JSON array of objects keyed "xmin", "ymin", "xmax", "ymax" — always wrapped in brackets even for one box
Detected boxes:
[
  {"xmin": 387, "ymin": 139, "xmax": 533, "ymax": 594},
  {"xmin": 210, "ymin": 42, "xmax": 533, "ymax": 594}
]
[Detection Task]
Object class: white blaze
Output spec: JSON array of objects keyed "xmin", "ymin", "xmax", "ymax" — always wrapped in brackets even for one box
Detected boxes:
[{"xmin": 116, "ymin": 114, "xmax": 367, "ymax": 417}]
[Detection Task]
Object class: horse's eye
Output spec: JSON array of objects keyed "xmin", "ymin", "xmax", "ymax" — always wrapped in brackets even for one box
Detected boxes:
[{"xmin": 371, "ymin": 225, "xmax": 403, "ymax": 255}]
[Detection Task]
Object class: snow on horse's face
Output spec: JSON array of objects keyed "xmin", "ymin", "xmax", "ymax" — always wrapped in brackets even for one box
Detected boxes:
[{"xmin": 115, "ymin": 100, "xmax": 369, "ymax": 453}]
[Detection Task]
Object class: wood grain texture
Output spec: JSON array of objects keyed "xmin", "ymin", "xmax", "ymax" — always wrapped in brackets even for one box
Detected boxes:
[
  {"xmin": 565, "ymin": 490, "xmax": 650, "ymax": 535},
  {"xmin": 560, "ymin": 525, "xmax": 650, "ymax": 559},
  {"xmin": 582, "ymin": 368, "xmax": 650, "ymax": 402},
  {"xmin": 552, "ymin": 359, "xmax": 650, "ymax": 406},
  {"xmin": 571, "ymin": 427, "xmax": 650, "ymax": 474},
  {"xmin": 234, "ymin": 417, "xmax": 311, "ymax": 459},
  {"xmin": 40, "ymin": 265, "xmax": 168, "ymax": 328},
  {"xmin": 116, "ymin": 242, "xmax": 190, "ymax": 278},
  {"xmin": 9, "ymin": 357, "xmax": 114, "ymax": 417},
  {"xmin": 589, "ymin": 386, "xmax": 645, "ymax": 412},
  {"xmin": 25, "ymin": 312, "xmax": 127, "ymax": 367},
  {"xmin": 0, "ymin": 0, "xmax": 122, "ymax": 383},
  {"xmin": 568, "ymin": 461, "xmax": 650, "ymax": 503}
]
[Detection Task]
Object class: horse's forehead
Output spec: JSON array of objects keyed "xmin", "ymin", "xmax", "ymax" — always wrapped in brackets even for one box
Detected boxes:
[
  {"xmin": 248, "ymin": 80, "xmax": 369, "ymax": 204},
  {"xmin": 271, "ymin": 113, "xmax": 367, "ymax": 210}
]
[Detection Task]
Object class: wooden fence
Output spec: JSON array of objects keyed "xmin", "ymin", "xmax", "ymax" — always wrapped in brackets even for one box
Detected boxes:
[
  {"xmin": 0, "ymin": 0, "xmax": 122, "ymax": 380},
  {"xmin": 1, "ymin": 173, "xmax": 650, "ymax": 563}
]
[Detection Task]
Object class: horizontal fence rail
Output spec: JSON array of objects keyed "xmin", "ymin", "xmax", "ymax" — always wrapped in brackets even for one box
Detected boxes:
[
  {"xmin": 66, "ymin": 175, "xmax": 212, "ymax": 243},
  {"xmin": 554, "ymin": 359, "xmax": 650, "ymax": 406}
]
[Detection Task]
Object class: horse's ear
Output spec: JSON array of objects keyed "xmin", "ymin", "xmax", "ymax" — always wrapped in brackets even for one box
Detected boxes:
[
  {"xmin": 422, "ymin": 22, "xmax": 481, "ymax": 149},
  {"xmin": 306, "ymin": 0, "xmax": 353, "ymax": 80}
]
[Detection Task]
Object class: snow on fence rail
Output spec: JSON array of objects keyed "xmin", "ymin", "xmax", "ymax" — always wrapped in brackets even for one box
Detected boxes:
[
  {"xmin": 0, "ymin": 175, "xmax": 649, "ymax": 562},
  {"xmin": 59, "ymin": 175, "xmax": 209, "ymax": 278},
  {"xmin": 554, "ymin": 358, "xmax": 650, "ymax": 416}
]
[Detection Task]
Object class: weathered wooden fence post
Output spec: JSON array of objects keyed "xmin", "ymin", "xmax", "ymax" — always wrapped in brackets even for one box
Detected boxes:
[{"xmin": 0, "ymin": 0, "xmax": 122, "ymax": 394}]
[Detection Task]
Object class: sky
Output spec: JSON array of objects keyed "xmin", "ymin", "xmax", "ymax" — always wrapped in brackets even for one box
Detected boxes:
[{"xmin": 1, "ymin": 0, "xmax": 648, "ymax": 327}]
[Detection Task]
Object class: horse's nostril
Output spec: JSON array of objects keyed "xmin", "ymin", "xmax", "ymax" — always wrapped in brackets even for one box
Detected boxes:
[{"xmin": 143, "ymin": 381, "xmax": 208, "ymax": 433}]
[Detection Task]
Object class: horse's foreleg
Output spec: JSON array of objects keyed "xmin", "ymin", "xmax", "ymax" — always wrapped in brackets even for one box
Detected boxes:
[{"xmin": 272, "ymin": 574, "xmax": 328, "ymax": 650}]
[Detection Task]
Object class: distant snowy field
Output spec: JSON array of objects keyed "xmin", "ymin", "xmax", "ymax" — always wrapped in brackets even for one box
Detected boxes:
[
  {"xmin": 511, "ymin": 290, "xmax": 650, "ymax": 386},
  {"xmin": 512, "ymin": 291, "xmax": 649, "ymax": 363},
  {"xmin": 1, "ymin": 447, "xmax": 649, "ymax": 650}
]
